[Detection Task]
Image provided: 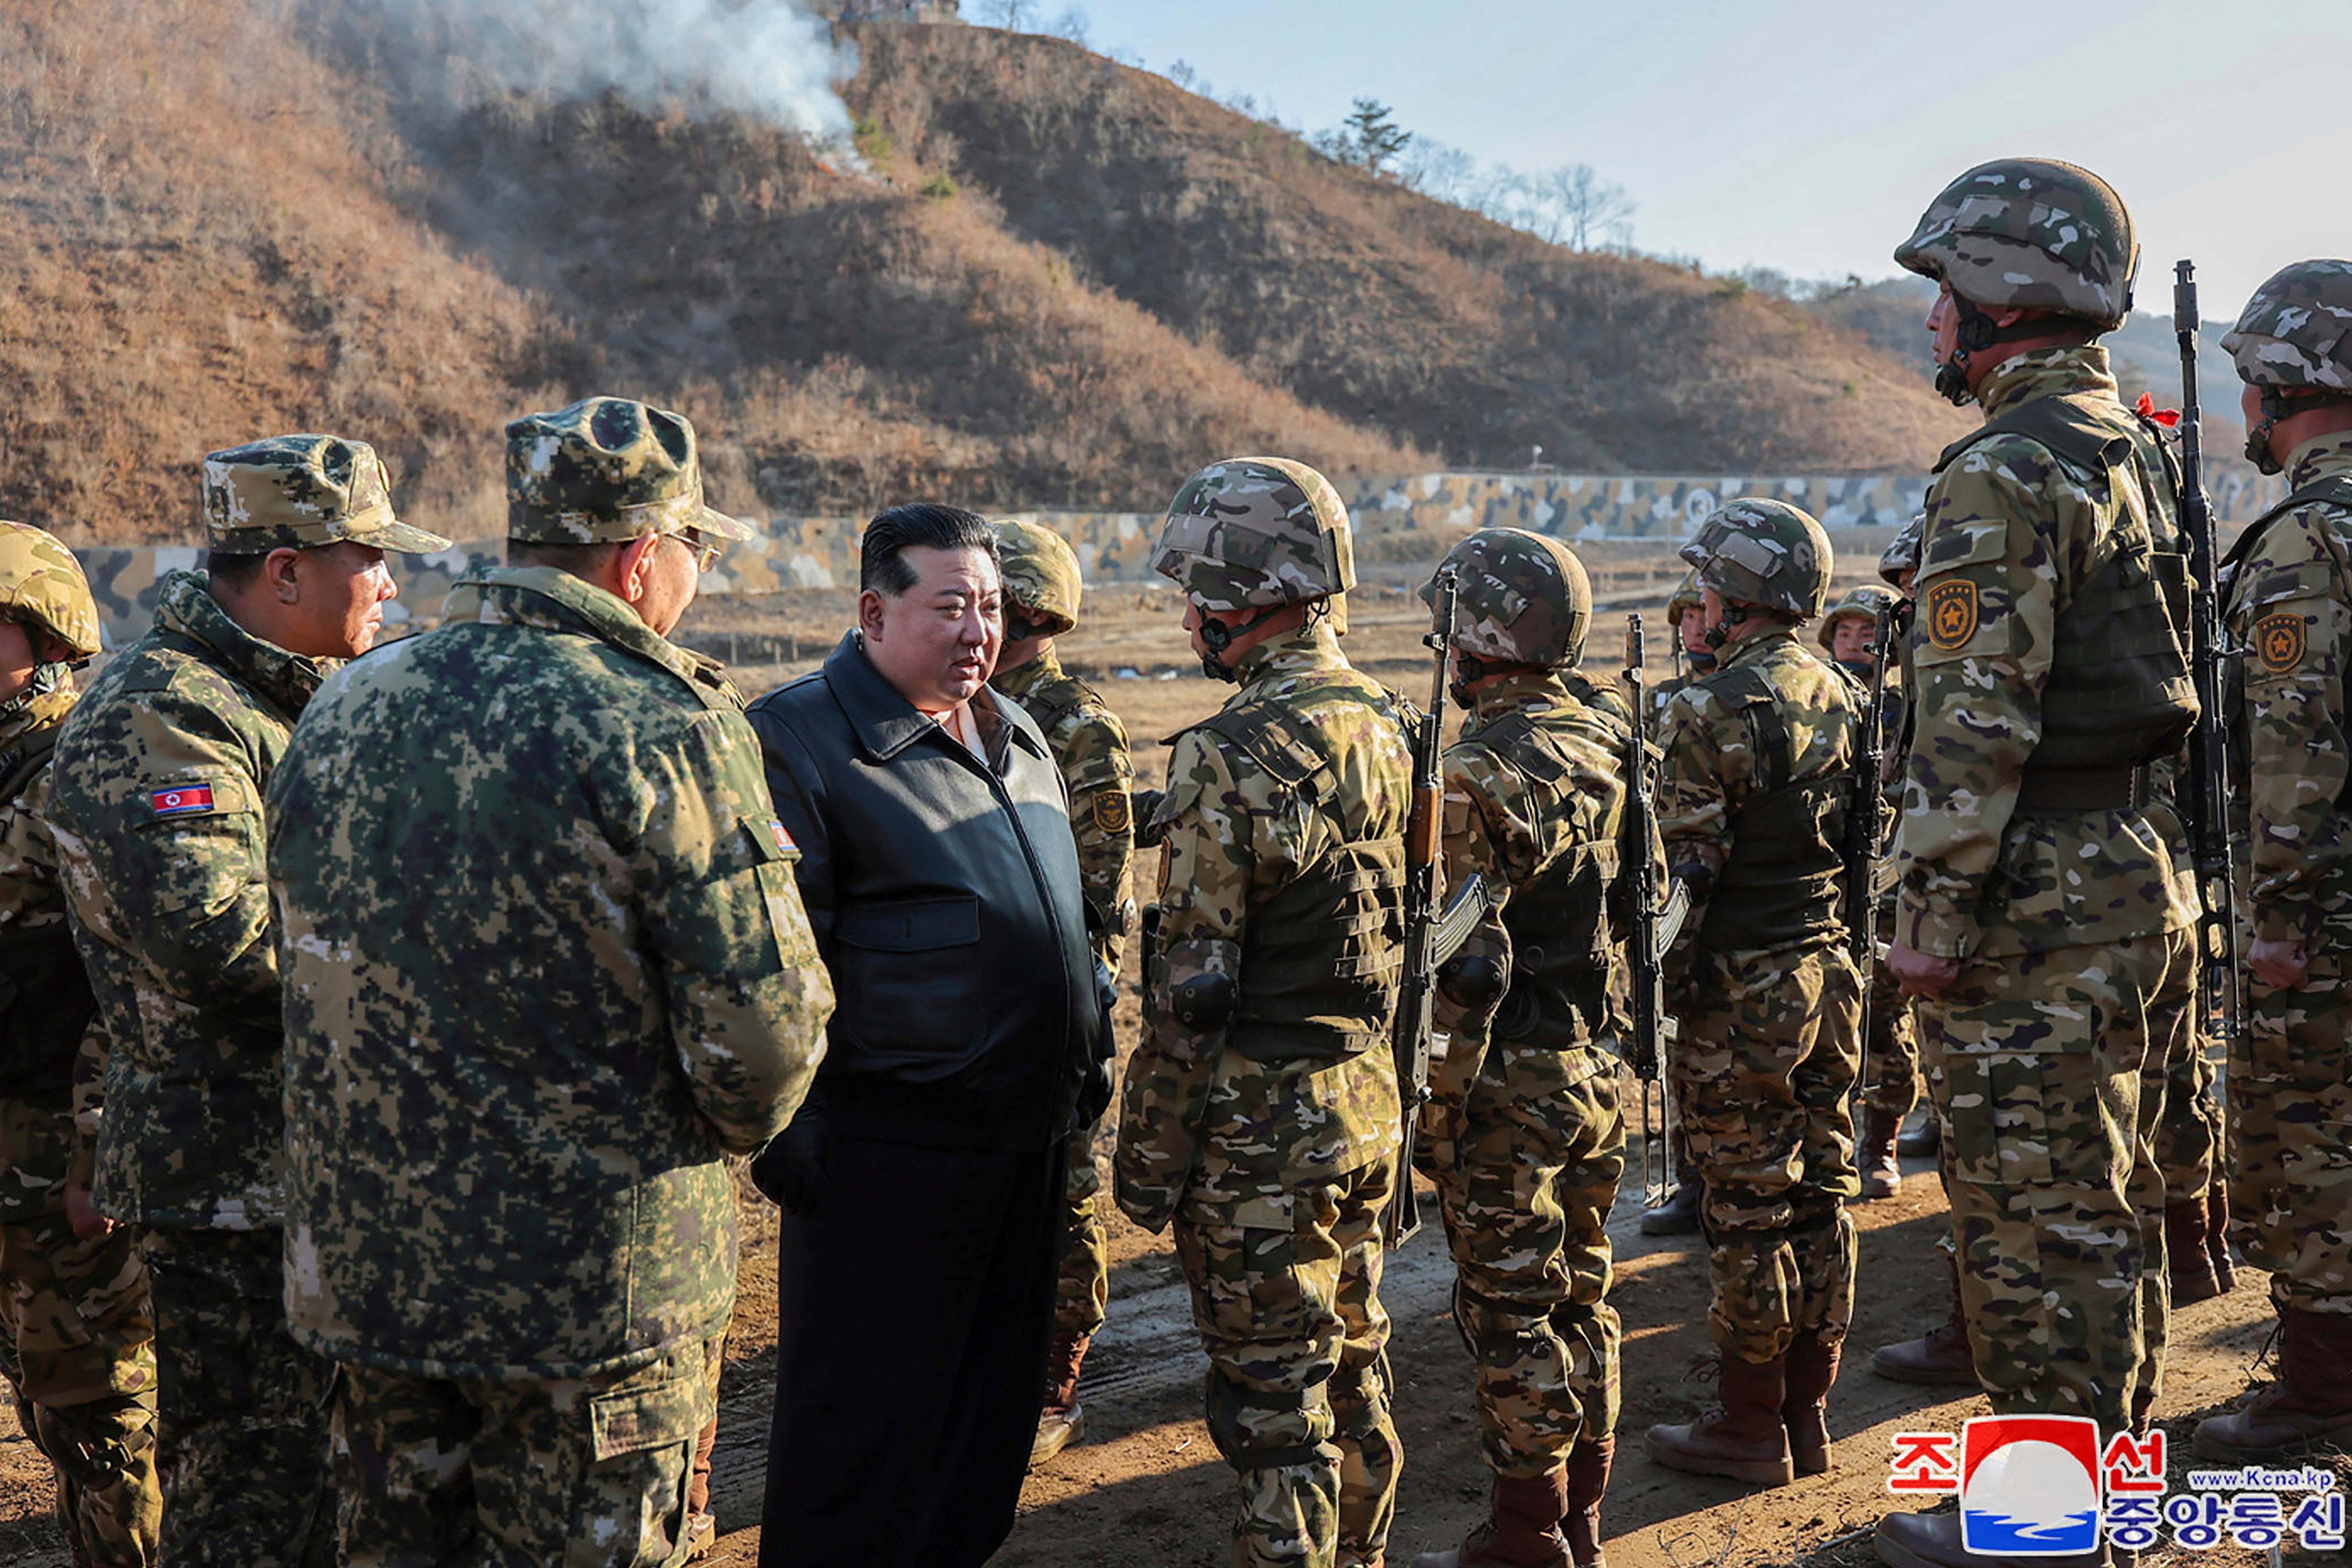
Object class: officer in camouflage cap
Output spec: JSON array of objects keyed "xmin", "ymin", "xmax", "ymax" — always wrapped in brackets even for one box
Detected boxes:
[
  {"xmin": 1894, "ymin": 157, "xmax": 2138, "ymax": 406},
  {"xmin": 1878, "ymin": 161, "xmax": 2197, "ymax": 1568},
  {"xmin": 46, "ymin": 433, "xmax": 451, "ymax": 1568},
  {"xmin": 1643, "ymin": 499, "xmax": 1862, "ymax": 1494},
  {"xmin": 2200, "ymin": 259, "xmax": 2352, "ymax": 1463},
  {"xmin": 268, "ymin": 395, "xmax": 831, "ymax": 1566},
  {"xmin": 1118, "ymin": 457, "xmax": 1409, "ymax": 1568},
  {"xmin": 1407, "ymin": 529, "xmax": 1649, "ymax": 1568},
  {"xmin": 987, "ymin": 517, "xmax": 1137, "ymax": 1471},
  {"xmin": 0, "ymin": 524, "xmax": 162, "ymax": 1568}
]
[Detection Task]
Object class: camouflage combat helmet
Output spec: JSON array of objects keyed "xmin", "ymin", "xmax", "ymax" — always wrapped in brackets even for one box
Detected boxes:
[
  {"xmin": 2223, "ymin": 260, "xmax": 2352, "ymax": 475},
  {"xmin": 0, "ymin": 522, "xmax": 100, "ymax": 661},
  {"xmin": 1879, "ymin": 513, "xmax": 1925, "ymax": 587},
  {"xmin": 1679, "ymin": 499, "xmax": 1833, "ymax": 620},
  {"xmin": 506, "ymin": 396, "xmax": 756, "ymax": 547},
  {"xmin": 993, "ymin": 517, "xmax": 1083, "ymax": 637},
  {"xmin": 1665, "ymin": 565, "xmax": 1705, "ymax": 626},
  {"xmin": 1153, "ymin": 457, "xmax": 1355, "ymax": 612},
  {"xmin": 202, "ymin": 435, "xmax": 452, "ymax": 556},
  {"xmin": 1421, "ymin": 527, "xmax": 1592, "ymax": 669},
  {"xmin": 1895, "ymin": 158, "xmax": 2138, "ymax": 329},
  {"xmin": 1817, "ymin": 583, "xmax": 1897, "ymax": 653}
]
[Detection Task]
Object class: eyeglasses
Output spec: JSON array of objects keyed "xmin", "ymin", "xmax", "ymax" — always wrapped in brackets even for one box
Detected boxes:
[{"xmin": 668, "ymin": 528, "xmax": 722, "ymax": 574}]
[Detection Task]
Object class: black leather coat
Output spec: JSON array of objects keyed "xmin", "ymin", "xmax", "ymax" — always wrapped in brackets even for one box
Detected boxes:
[{"xmin": 746, "ymin": 633, "xmax": 1104, "ymax": 1151}]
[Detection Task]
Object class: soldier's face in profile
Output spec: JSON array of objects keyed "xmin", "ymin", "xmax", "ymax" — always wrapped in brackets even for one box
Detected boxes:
[
  {"xmin": 1831, "ymin": 616, "xmax": 1876, "ymax": 666},
  {"xmin": 277, "ymin": 541, "xmax": 397, "ymax": 659},
  {"xmin": 1677, "ymin": 611, "xmax": 1710, "ymax": 658},
  {"xmin": 1926, "ymin": 282, "xmax": 1959, "ymax": 361},
  {"xmin": 862, "ymin": 545, "xmax": 1003, "ymax": 714},
  {"xmin": 0, "ymin": 617, "xmax": 35, "ymax": 702}
]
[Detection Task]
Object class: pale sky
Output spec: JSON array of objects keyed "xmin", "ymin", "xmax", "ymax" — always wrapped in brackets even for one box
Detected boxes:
[{"xmin": 1066, "ymin": 0, "xmax": 2352, "ymax": 321}]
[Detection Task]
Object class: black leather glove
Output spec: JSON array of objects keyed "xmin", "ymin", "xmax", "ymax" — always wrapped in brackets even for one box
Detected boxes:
[{"xmin": 750, "ymin": 1101, "xmax": 833, "ymax": 1215}]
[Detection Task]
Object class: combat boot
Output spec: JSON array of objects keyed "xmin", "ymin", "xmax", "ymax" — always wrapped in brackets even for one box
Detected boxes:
[
  {"xmin": 1855, "ymin": 1106, "xmax": 1902, "ymax": 1201},
  {"xmin": 1639, "ymin": 1132, "xmax": 1703, "ymax": 1237},
  {"xmin": 1030, "ymin": 1331, "xmax": 1091, "ymax": 1467},
  {"xmin": 2194, "ymin": 1308, "xmax": 2352, "ymax": 1461},
  {"xmin": 1407, "ymin": 1468, "xmax": 1572, "ymax": 1568},
  {"xmin": 1876, "ymin": 1507, "xmax": 2107, "ymax": 1568},
  {"xmin": 1563, "ymin": 1435, "xmax": 1611, "ymax": 1568},
  {"xmin": 1781, "ymin": 1333, "xmax": 1840, "ymax": 1477},
  {"xmin": 2167, "ymin": 1195, "xmax": 2222, "ymax": 1305},
  {"xmin": 1644, "ymin": 1354, "xmax": 1794, "ymax": 1487},
  {"xmin": 1895, "ymin": 1107, "xmax": 1939, "ymax": 1157},
  {"xmin": 1870, "ymin": 1254, "xmax": 1978, "ymax": 1387},
  {"xmin": 2206, "ymin": 1181, "xmax": 2237, "ymax": 1294}
]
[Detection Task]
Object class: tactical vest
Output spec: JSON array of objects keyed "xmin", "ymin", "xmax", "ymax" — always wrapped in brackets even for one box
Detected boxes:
[
  {"xmin": 2220, "ymin": 474, "xmax": 2352, "ymax": 803},
  {"xmin": 0, "ymin": 725, "xmax": 95, "ymax": 1104},
  {"xmin": 1197, "ymin": 688, "xmax": 1409, "ymax": 1065},
  {"xmin": 1474, "ymin": 708, "xmax": 1624, "ymax": 1048},
  {"xmin": 1695, "ymin": 662, "xmax": 1850, "ymax": 951},
  {"xmin": 1934, "ymin": 397, "xmax": 2198, "ymax": 801}
]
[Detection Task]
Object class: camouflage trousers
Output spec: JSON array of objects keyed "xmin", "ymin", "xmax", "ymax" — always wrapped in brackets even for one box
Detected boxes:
[
  {"xmin": 1857, "ymin": 959, "xmax": 1922, "ymax": 1119},
  {"xmin": 1054, "ymin": 1119, "xmax": 1110, "ymax": 1342},
  {"xmin": 1429, "ymin": 1043, "xmax": 1623, "ymax": 1479},
  {"xmin": 1920, "ymin": 931, "xmax": 2179, "ymax": 1433},
  {"xmin": 138, "ymin": 1226, "xmax": 336, "ymax": 1568},
  {"xmin": 333, "ymin": 1335, "xmax": 716, "ymax": 1568},
  {"xmin": 2146, "ymin": 934, "xmax": 2223, "ymax": 1204},
  {"xmin": 2232, "ymin": 946, "xmax": 2352, "ymax": 1315},
  {"xmin": 0, "ymin": 1209, "xmax": 161, "ymax": 1567},
  {"xmin": 1672, "ymin": 943, "xmax": 1862, "ymax": 1363},
  {"xmin": 1176, "ymin": 1156, "xmax": 1398, "ymax": 1568}
]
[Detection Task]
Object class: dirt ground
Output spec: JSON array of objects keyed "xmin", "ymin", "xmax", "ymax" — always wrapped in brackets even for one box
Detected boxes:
[{"xmin": 0, "ymin": 531, "xmax": 2304, "ymax": 1566}]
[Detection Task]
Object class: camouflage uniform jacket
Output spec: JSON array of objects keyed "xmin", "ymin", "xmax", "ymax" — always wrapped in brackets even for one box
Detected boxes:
[
  {"xmin": 1434, "ymin": 670, "xmax": 1653, "ymax": 1100},
  {"xmin": 0, "ymin": 688, "xmax": 97, "ymax": 1222},
  {"xmin": 2222, "ymin": 430, "xmax": 2352, "ymax": 944},
  {"xmin": 1114, "ymin": 625, "xmax": 1410, "ymax": 1232},
  {"xmin": 993, "ymin": 648, "xmax": 1136, "ymax": 971},
  {"xmin": 1892, "ymin": 347, "xmax": 2194, "ymax": 961},
  {"xmin": 1657, "ymin": 626, "xmax": 1859, "ymax": 975},
  {"xmin": 267, "ymin": 567, "xmax": 834, "ymax": 1381},
  {"xmin": 45, "ymin": 570, "xmax": 328, "ymax": 1231}
]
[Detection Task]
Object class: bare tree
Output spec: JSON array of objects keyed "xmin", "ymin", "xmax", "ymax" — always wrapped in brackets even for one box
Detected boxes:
[
  {"xmin": 975, "ymin": 0, "xmax": 1034, "ymax": 30},
  {"xmin": 1048, "ymin": 5, "xmax": 1089, "ymax": 45},
  {"xmin": 1535, "ymin": 163, "xmax": 1635, "ymax": 251}
]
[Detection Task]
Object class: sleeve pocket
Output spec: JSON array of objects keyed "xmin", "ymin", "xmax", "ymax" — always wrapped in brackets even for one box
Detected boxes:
[{"xmin": 836, "ymin": 895, "xmax": 981, "ymax": 953}]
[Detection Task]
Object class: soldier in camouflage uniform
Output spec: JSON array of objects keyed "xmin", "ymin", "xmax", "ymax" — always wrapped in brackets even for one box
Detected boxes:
[
  {"xmin": 0, "ymin": 525, "xmax": 161, "ymax": 1568},
  {"xmin": 1642, "ymin": 500, "xmax": 1862, "ymax": 1494},
  {"xmin": 1637, "ymin": 569, "xmax": 1712, "ymax": 1239},
  {"xmin": 2197, "ymin": 260, "xmax": 2352, "ymax": 1462},
  {"xmin": 1875, "ymin": 161, "xmax": 2198, "ymax": 1568},
  {"xmin": 1816, "ymin": 584, "xmax": 1918, "ymax": 1201},
  {"xmin": 1115, "ymin": 458, "xmax": 1409, "ymax": 1568},
  {"xmin": 1405, "ymin": 529, "xmax": 1645, "ymax": 1568},
  {"xmin": 46, "ymin": 436, "xmax": 450, "ymax": 1568},
  {"xmin": 265, "ymin": 397, "xmax": 834, "ymax": 1566},
  {"xmin": 989, "ymin": 517, "xmax": 1137, "ymax": 1469}
]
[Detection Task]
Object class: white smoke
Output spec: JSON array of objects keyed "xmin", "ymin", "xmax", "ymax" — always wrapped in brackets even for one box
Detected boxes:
[{"xmin": 341, "ymin": 0, "xmax": 856, "ymax": 142}]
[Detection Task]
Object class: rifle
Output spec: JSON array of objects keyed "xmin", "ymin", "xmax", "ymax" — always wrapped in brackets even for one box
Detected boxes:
[
  {"xmin": 1842, "ymin": 608, "xmax": 1900, "ymax": 969},
  {"xmin": 1385, "ymin": 565, "xmax": 1462, "ymax": 1247},
  {"xmin": 2173, "ymin": 259, "xmax": 2242, "ymax": 1042},
  {"xmin": 1621, "ymin": 615, "xmax": 1682, "ymax": 1208}
]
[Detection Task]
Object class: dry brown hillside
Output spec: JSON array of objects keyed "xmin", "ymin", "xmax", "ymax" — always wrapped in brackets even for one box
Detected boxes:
[{"xmin": 0, "ymin": 4, "xmax": 1966, "ymax": 545}]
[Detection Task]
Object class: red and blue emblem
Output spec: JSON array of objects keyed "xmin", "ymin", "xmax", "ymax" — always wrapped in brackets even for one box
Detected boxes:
[{"xmin": 150, "ymin": 786, "xmax": 216, "ymax": 817}]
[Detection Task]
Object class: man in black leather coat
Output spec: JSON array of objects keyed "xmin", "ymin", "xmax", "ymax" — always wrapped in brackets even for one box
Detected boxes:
[{"xmin": 746, "ymin": 503, "xmax": 1108, "ymax": 1568}]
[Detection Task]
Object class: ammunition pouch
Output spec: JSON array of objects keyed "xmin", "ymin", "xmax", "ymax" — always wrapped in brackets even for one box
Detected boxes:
[
  {"xmin": 1170, "ymin": 972, "xmax": 1236, "ymax": 1032},
  {"xmin": 1205, "ymin": 1367, "xmax": 1336, "ymax": 1470},
  {"xmin": 1435, "ymin": 952, "xmax": 1507, "ymax": 1013}
]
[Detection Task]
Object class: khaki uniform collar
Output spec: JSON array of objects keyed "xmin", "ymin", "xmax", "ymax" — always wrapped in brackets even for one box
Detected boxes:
[
  {"xmin": 1715, "ymin": 624, "xmax": 1800, "ymax": 673},
  {"xmin": 990, "ymin": 646, "xmax": 1065, "ymax": 702},
  {"xmin": 1467, "ymin": 668, "xmax": 1572, "ymax": 725},
  {"xmin": 2286, "ymin": 430, "xmax": 2352, "ymax": 492},
  {"xmin": 1229, "ymin": 622, "xmax": 1346, "ymax": 688},
  {"xmin": 1975, "ymin": 344, "xmax": 2119, "ymax": 422},
  {"xmin": 157, "ymin": 570, "xmax": 331, "ymax": 718},
  {"xmin": 441, "ymin": 567, "xmax": 738, "ymax": 708}
]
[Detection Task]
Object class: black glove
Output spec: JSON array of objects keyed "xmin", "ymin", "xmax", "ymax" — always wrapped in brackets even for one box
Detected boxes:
[
  {"xmin": 1075, "ymin": 960, "xmax": 1119, "ymax": 1128},
  {"xmin": 750, "ymin": 1101, "xmax": 833, "ymax": 1215}
]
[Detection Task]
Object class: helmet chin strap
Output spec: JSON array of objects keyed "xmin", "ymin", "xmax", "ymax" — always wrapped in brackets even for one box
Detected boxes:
[
  {"xmin": 2244, "ymin": 389, "xmax": 2293, "ymax": 476},
  {"xmin": 1934, "ymin": 295, "xmax": 2055, "ymax": 407},
  {"xmin": 1194, "ymin": 603, "xmax": 1287, "ymax": 683},
  {"xmin": 1702, "ymin": 601, "xmax": 1750, "ymax": 651},
  {"xmin": 0, "ymin": 660, "xmax": 69, "ymax": 724}
]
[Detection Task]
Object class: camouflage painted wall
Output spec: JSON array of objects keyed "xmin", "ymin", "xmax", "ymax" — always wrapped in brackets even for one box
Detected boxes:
[{"xmin": 75, "ymin": 467, "xmax": 2289, "ymax": 647}]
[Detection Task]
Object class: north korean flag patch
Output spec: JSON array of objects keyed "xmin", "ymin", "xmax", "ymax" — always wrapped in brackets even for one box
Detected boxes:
[
  {"xmin": 767, "ymin": 819, "xmax": 795, "ymax": 853},
  {"xmin": 151, "ymin": 786, "xmax": 216, "ymax": 817}
]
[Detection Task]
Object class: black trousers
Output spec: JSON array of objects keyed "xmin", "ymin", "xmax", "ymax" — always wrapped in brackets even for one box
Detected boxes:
[{"xmin": 760, "ymin": 1133, "xmax": 1067, "ymax": 1568}]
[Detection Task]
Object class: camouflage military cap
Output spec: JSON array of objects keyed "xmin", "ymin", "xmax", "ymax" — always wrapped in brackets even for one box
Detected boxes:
[
  {"xmin": 1895, "ymin": 158, "xmax": 2138, "ymax": 329},
  {"xmin": 2222, "ymin": 259, "xmax": 2352, "ymax": 394},
  {"xmin": 505, "ymin": 396, "xmax": 756, "ymax": 547},
  {"xmin": 1666, "ymin": 565, "xmax": 1704, "ymax": 626},
  {"xmin": 201, "ymin": 435, "xmax": 452, "ymax": 556},
  {"xmin": 0, "ymin": 521, "xmax": 101, "ymax": 658},
  {"xmin": 1678, "ymin": 498, "xmax": 1833, "ymax": 619},
  {"xmin": 1152, "ymin": 457, "xmax": 1355, "ymax": 610},
  {"xmin": 1816, "ymin": 583, "xmax": 1898, "ymax": 651},
  {"xmin": 1879, "ymin": 513, "xmax": 1925, "ymax": 586},
  {"xmin": 993, "ymin": 517, "xmax": 1083, "ymax": 636},
  {"xmin": 1421, "ymin": 527, "xmax": 1591, "ymax": 668}
]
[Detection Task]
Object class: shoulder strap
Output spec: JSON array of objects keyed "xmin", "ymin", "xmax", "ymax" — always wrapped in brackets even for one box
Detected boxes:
[
  {"xmin": 0, "ymin": 723, "xmax": 61, "ymax": 808},
  {"xmin": 1934, "ymin": 396, "xmax": 2132, "ymax": 479},
  {"xmin": 1197, "ymin": 700, "xmax": 1334, "ymax": 801},
  {"xmin": 1710, "ymin": 664, "xmax": 1791, "ymax": 794}
]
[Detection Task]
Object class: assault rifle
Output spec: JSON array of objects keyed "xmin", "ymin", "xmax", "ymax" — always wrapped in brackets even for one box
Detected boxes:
[
  {"xmin": 2173, "ymin": 259, "xmax": 2242, "ymax": 1042},
  {"xmin": 1843, "ymin": 607, "xmax": 1901, "ymax": 970},
  {"xmin": 1622, "ymin": 616, "xmax": 1684, "ymax": 1208}
]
